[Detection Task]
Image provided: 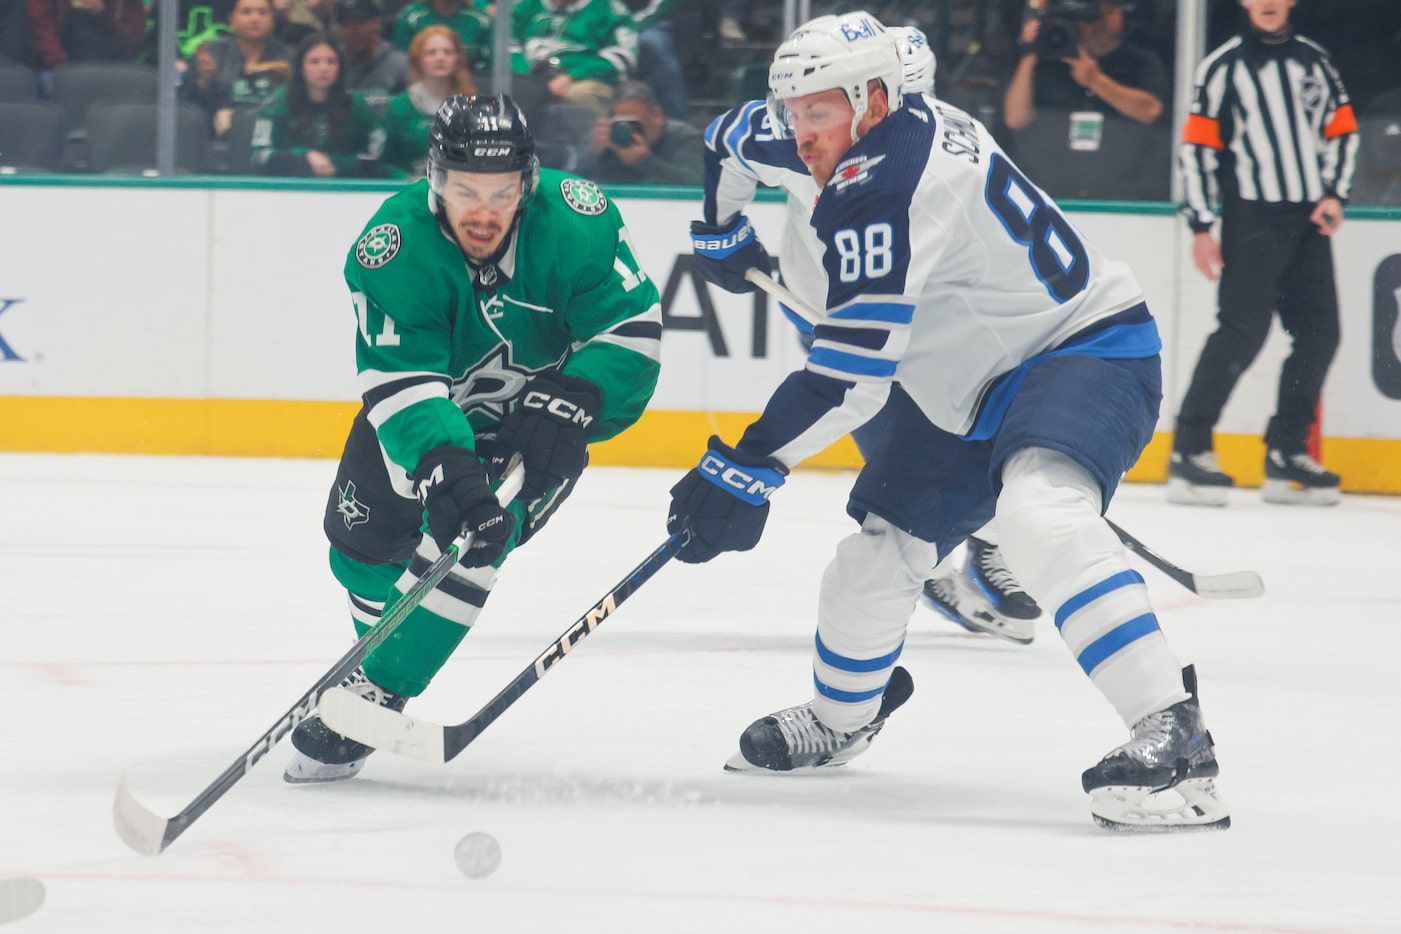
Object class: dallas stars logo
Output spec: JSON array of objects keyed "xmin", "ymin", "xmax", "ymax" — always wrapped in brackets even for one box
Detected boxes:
[
  {"xmin": 451, "ymin": 345, "xmax": 541, "ymax": 420},
  {"xmin": 560, "ymin": 178, "xmax": 607, "ymax": 215},
  {"xmin": 337, "ymin": 480, "xmax": 370, "ymax": 529},
  {"xmin": 356, "ymin": 224, "xmax": 401, "ymax": 269}
]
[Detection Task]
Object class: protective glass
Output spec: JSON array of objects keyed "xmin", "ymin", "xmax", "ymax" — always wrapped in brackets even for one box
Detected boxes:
[
  {"xmin": 765, "ymin": 90, "xmax": 854, "ymax": 140},
  {"xmin": 431, "ymin": 170, "xmax": 524, "ymax": 212}
]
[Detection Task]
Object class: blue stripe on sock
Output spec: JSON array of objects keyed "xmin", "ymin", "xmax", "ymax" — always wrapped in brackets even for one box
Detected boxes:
[
  {"xmin": 813, "ymin": 672, "xmax": 890, "ymax": 704},
  {"xmin": 1055, "ymin": 569, "xmax": 1146, "ymax": 631},
  {"xmin": 814, "ymin": 632, "xmax": 903, "ymax": 672},
  {"xmin": 1076, "ymin": 613, "xmax": 1161, "ymax": 675}
]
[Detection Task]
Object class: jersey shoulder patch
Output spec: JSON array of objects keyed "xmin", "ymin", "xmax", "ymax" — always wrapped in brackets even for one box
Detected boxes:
[
  {"xmin": 355, "ymin": 223, "xmax": 402, "ymax": 269},
  {"xmin": 559, "ymin": 177, "xmax": 608, "ymax": 215}
]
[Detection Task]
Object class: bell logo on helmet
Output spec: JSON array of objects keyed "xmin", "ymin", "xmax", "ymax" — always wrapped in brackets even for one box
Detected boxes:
[{"xmin": 839, "ymin": 18, "xmax": 878, "ymax": 42}]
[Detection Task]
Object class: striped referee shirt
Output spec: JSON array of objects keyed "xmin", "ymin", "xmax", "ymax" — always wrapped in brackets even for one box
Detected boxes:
[{"xmin": 1179, "ymin": 30, "xmax": 1360, "ymax": 232}]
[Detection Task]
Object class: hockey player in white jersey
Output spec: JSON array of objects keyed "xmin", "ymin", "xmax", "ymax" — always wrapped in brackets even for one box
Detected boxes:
[
  {"xmin": 665, "ymin": 11, "xmax": 1228, "ymax": 831},
  {"xmin": 692, "ymin": 25, "xmax": 1041, "ymax": 645}
]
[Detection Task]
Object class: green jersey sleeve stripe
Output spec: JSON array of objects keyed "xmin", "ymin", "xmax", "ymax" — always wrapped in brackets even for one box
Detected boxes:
[{"xmin": 367, "ymin": 381, "xmax": 451, "ymax": 430}]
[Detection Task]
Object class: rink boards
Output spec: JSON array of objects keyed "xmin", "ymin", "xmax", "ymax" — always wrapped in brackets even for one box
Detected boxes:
[{"xmin": 1, "ymin": 178, "xmax": 1399, "ymax": 491}]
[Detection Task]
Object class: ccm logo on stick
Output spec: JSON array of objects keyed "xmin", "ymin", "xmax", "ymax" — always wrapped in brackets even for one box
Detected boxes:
[{"xmin": 700, "ymin": 455, "xmax": 780, "ymax": 500}]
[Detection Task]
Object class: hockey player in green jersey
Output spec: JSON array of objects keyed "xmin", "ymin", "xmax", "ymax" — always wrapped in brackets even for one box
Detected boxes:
[{"xmin": 286, "ymin": 94, "xmax": 662, "ymax": 783}]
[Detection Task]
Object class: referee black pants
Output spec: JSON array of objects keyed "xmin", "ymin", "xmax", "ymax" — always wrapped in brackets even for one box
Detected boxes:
[{"xmin": 1174, "ymin": 200, "xmax": 1340, "ymax": 455}]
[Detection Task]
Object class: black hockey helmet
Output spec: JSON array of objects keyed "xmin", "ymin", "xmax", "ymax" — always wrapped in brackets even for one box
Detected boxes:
[{"xmin": 427, "ymin": 94, "xmax": 540, "ymax": 206}]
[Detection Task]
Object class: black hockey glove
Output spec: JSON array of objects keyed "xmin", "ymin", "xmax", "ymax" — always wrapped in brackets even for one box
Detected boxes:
[
  {"xmin": 411, "ymin": 445, "xmax": 516, "ymax": 567},
  {"xmin": 667, "ymin": 436, "xmax": 788, "ymax": 564},
  {"xmin": 482, "ymin": 373, "xmax": 602, "ymax": 501},
  {"xmin": 689, "ymin": 214, "xmax": 772, "ymax": 294}
]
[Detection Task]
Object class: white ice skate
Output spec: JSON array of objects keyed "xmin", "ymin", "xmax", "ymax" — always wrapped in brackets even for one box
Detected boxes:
[{"xmin": 724, "ymin": 667, "xmax": 914, "ymax": 773}]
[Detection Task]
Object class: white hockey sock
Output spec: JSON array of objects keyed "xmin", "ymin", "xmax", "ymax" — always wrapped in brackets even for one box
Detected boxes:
[
  {"xmin": 997, "ymin": 448, "xmax": 1188, "ymax": 725},
  {"xmin": 814, "ymin": 514, "xmax": 938, "ymax": 732}
]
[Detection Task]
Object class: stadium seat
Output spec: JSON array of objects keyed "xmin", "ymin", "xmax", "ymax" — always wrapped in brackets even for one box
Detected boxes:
[
  {"xmin": 0, "ymin": 101, "xmax": 66, "ymax": 172},
  {"xmin": 82, "ymin": 102, "xmax": 210, "ymax": 174},
  {"xmin": 0, "ymin": 61, "xmax": 39, "ymax": 101}
]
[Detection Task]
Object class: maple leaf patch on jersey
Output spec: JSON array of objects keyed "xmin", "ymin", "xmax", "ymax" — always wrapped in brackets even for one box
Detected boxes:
[
  {"xmin": 356, "ymin": 223, "xmax": 402, "ymax": 268},
  {"xmin": 560, "ymin": 178, "xmax": 608, "ymax": 215}
]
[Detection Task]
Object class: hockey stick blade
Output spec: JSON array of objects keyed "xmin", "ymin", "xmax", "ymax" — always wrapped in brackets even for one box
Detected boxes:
[
  {"xmin": 0, "ymin": 877, "xmax": 45, "ymax": 926},
  {"xmin": 111, "ymin": 463, "xmax": 524, "ymax": 854},
  {"xmin": 320, "ymin": 529, "xmax": 690, "ymax": 765},
  {"xmin": 1106, "ymin": 518, "xmax": 1264, "ymax": 599}
]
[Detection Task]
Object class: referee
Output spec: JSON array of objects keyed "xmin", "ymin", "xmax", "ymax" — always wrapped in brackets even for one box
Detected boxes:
[{"xmin": 1167, "ymin": 0, "xmax": 1359, "ymax": 508}]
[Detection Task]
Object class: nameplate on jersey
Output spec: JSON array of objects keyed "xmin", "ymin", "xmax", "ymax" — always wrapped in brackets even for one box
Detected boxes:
[{"xmin": 833, "ymin": 155, "xmax": 885, "ymax": 192}]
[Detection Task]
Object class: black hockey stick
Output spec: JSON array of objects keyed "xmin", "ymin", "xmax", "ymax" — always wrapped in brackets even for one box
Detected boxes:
[
  {"xmin": 112, "ymin": 462, "xmax": 525, "ymax": 855},
  {"xmin": 1106, "ymin": 518, "xmax": 1264, "ymax": 599},
  {"xmin": 740, "ymin": 270, "xmax": 1265, "ymax": 601},
  {"xmin": 317, "ymin": 528, "xmax": 690, "ymax": 765}
]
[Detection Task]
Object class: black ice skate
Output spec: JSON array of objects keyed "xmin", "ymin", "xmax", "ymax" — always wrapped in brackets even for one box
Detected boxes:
[
  {"xmin": 1165, "ymin": 451, "xmax": 1234, "ymax": 507},
  {"xmin": 922, "ymin": 537, "xmax": 1039, "ymax": 644},
  {"xmin": 1262, "ymin": 450, "xmax": 1341, "ymax": 506},
  {"xmin": 724, "ymin": 666, "xmax": 914, "ymax": 773},
  {"xmin": 1081, "ymin": 665, "xmax": 1229, "ymax": 832},
  {"xmin": 284, "ymin": 668, "xmax": 408, "ymax": 784}
]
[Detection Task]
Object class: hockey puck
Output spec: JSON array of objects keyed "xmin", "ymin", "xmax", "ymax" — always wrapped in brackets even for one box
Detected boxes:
[{"xmin": 453, "ymin": 832, "xmax": 502, "ymax": 879}]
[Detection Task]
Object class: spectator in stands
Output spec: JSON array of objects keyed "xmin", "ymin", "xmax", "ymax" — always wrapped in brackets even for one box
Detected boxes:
[
  {"xmin": 1002, "ymin": 0, "xmax": 1167, "ymax": 131},
  {"xmin": 273, "ymin": 0, "xmax": 340, "ymax": 48},
  {"xmin": 625, "ymin": 0, "xmax": 686, "ymax": 119},
  {"xmin": 340, "ymin": 0, "xmax": 409, "ymax": 115},
  {"xmin": 510, "ymin": 0, "xmax": 637, "ymax": 122},
  {"xmin": 251, "ymin": 31, "xmax": 376, "ymax": 176},
  {"xmin": 372, "ymin": 23, "xmax": 474, "ymax": 177},
  {"xmin": 393, "ymin": 0, "xmax": 491, "ymax": 74},
  {"xmin": 576, "ymin": 78, "xmax": 700, "ymax": 184},
  {"xmin": 184, "ymin": 0, "xmax": 294, "ymax": 137},
  {"xmin": 27, "ymin": 0, "xmax": 150, "ymax": 78}
]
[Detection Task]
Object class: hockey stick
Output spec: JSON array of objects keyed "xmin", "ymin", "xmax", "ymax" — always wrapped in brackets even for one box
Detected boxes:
[
  {"xmin": 112, "ymin": 462, "xmax": 525, "ymax": 856},
  {"xmin": 1106, "ymin": 518, "xmax": 1264, "ymax": 599},
  {"xmin": 317, "ymin": 528, "xmax": 691, "ymax": 765},
  {"xmin": 741, "ymin": 270, "xmax": 1265, "ymax": 601},
  {"xmin": 0, "ymin": 878, "xmax": 45, "ymax": 926}
]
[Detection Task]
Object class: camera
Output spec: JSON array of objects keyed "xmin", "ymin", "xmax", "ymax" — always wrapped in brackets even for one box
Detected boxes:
[
  {"xmin": 609, "ymin": 118, "xmax": 644, "ymax": 147},
  {"xmin": 1029, "ymin": 0, "xmax": 1102, "ymax": 59}
]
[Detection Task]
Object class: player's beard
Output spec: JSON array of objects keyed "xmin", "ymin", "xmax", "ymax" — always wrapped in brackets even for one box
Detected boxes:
[{"xmin": 457, "ymin": 220, "xmax": 507, "ymax": 261}]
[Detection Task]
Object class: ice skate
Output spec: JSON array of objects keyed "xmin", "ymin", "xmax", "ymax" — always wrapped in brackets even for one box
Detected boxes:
[
  {"xmin": 284, "ymin": 668, "xmax": 408, "ymax": 784},
  {"xmin": 1262, "ymin": 450, "xmax": 1341, "ymax": 506},
  {"xmin": 1165, "ymin": 451, "xmax": 1234, "ymax": 507},
  {"xmin": 922, "ymin": 537, "xmax": 1038, "ymax": 644},
  {"xmin": 1081, "ymin": 666, "xmax": 1229, "ymax": 832},
  {"xmin": 724, "ymin": 666, "xmax": 913, "ymax": 773}
]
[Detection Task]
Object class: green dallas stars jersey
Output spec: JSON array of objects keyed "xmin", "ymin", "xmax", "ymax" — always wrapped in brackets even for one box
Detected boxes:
[{"xmin": 326, "ymin": 170, "xmax": 660, "ymax": 564}]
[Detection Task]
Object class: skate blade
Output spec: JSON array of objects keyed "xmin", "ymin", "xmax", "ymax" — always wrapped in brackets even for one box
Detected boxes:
[
  {"xmin": 283, "ymin": 751, "xmax": 366, "ymax": 784},
  {"xmin": 722, "ymin": 750, "xmax": 849, "ymax": 774},
  {"xmin": 1089, "ymin": 777, "xmax": 1230, "ymax": 832},
  {"xmin": 1165, "ymin": 478, "xmax": 1229, "ymax": 507},
  {"xmin": 1262, "ymin": 479, "xmax": 1341, "ymax": 506},
  {"xmin": 922, "ymin": 584, "xmax": 1036, "ymax": 645}
]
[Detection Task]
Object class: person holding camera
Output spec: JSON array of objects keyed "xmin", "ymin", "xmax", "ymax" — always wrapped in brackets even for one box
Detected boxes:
[
  {"xmin": 1002, "ymin": 0, "xmax": 1167, "ymax": 132},
  {"xmin": 576, "ymin": 79, "xmax": 702, "ymax": 184}
]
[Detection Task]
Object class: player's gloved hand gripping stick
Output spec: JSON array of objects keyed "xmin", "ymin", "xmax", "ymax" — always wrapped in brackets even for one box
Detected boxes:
[
  {"xmin": 741, "ymin": 268, "xmax": 1264, "ymax": 600},
  {"xmin": 112, "ymin": 459, "xmax": 526, "ymax": 855}
]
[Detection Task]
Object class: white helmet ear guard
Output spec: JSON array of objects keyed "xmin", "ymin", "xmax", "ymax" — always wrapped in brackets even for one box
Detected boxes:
[{"xmin": 766, "ymin": 11, "xmax": 904, "ymax": 141}]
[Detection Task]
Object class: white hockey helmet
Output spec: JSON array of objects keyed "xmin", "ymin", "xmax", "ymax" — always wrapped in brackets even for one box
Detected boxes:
[
  {"xmin": 766, "ymin": 11, "xmax": 904, "ymax": 142},
  {"xmin": 890, "ymin": 26, "xmax": 936, "ymax": 97}
]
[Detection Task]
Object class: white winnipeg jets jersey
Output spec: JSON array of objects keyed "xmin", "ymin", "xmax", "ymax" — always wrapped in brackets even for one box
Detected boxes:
[{"xmin": 716, "ymin": 94, "xmax": 1155, "ymax": 468}]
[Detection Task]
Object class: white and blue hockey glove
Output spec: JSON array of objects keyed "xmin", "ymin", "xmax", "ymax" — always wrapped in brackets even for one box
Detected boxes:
[
  {"xmin": 689, "ymin": 215, "xmax": 772, "ymax": 294},
  {"xmin": 667, "ymin": 436, "xmax": 787, "ymax": 563}
]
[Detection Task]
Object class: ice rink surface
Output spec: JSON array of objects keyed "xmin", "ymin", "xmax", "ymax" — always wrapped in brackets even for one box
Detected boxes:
[{"xmin": 2, "ymin": 453, "xmax": 1398, "ymax": 933}]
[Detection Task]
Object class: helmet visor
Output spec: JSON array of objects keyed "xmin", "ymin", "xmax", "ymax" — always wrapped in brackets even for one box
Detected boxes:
[{"xmin": 765, "ymin": 88, "xmax": 855, "ymax": 140}]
